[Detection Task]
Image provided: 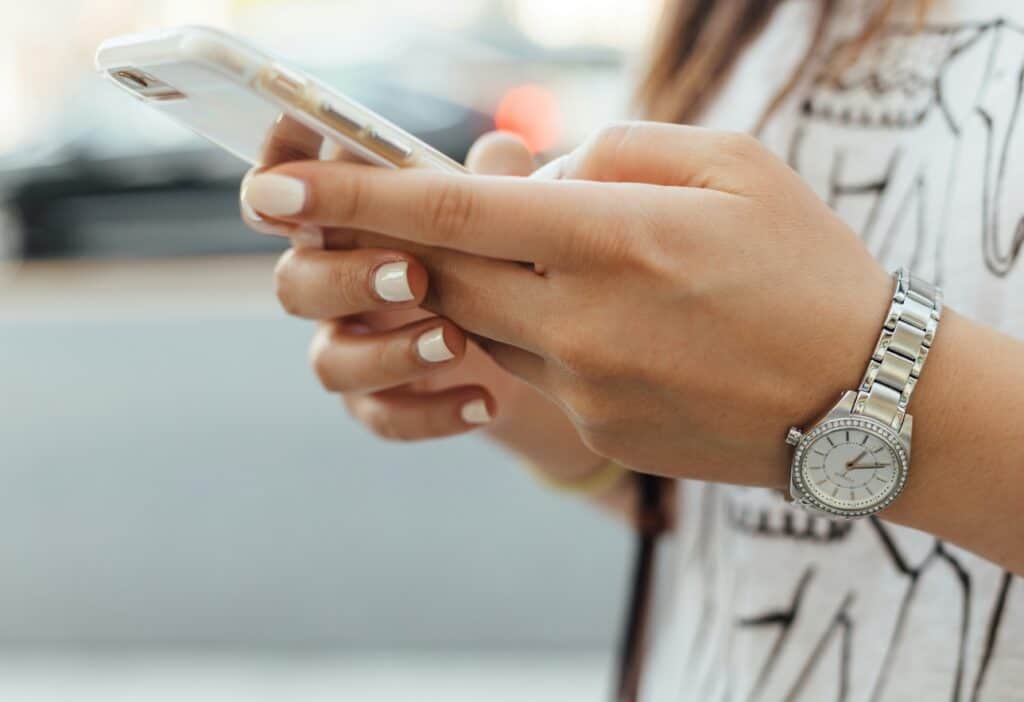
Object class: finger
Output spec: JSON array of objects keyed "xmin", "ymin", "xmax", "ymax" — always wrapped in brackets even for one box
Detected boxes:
[
  {"xmin": 475, "ymin": 338, "xmax": 549, "ymax": 390},
  {"xmin": 413, "ymin": 248, "xmax": 551, "ymax": 352},
  {"xmin": 281, "ymin": 236, "xmax": 552, "ymax": 351},
  {"xmin": 466, "ymin": 131, "xmax": 536, "ymax": 176},
  {"xmin": 531, "ymin": 153, "xmax": 570, "ymax": 181},
  {"xmin": 318, "ymin": 133, "xmax": 533, "ymax": 250},
  {"xmin": 563, "ymin": 122, "xmax": 775, "ymax": 193},
  {"xmin": 241, "ymin": 172, "xmax": 324, "ymax": 247},
  {"xmin": 241, "ymin": 160, "xmax": 639, "ymax": 265},
  {"xmin": 345, "ymin": 386, "xmax": 495, "ymax": 441},
  {"xmin": 274, "ymin": 248, "xmax": 428, "ymax": 319},
  {"xmin": 310, "ymin": 317, "xmax": 465, "ymax": 394},
  {"xmin": 242, "ymin": 115, "xmax": 327, "ymax": 243}
]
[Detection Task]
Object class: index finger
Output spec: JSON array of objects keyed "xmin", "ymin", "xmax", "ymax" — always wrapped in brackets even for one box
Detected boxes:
[{"xmin": 242, "ymin": 160, "xmax": 642, "ymax": 265}]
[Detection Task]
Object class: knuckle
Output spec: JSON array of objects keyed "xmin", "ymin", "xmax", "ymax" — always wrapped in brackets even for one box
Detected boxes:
[
  {"xmin": 590, "ymin": 122, "xmax": 635, "ymax": 157},
  {"xmin": 373, "ymin": 409, "xmax": 427, "ymax": 443},
  {"xmin": 325, "ymin": 169, "xmax": 367, "ymax": 225},
  {"xmin": 421, "ymin": 407, "xmax": 453, "ymax": 439},
  {"xmin": 593, "ymin": 122, "xmax": 630, "ymax": 149},
  {"xmin": 577, "ymin": 121, "xmax": 637, "ymax": 178},
  {"xmin": 323, "ymin": 257, "xmax": 364, "ymax": 310},
  {"xmin": 309, "ymin": 340, "xmax": 341, "ymax": 391},
  {"xmin": 350, "ymin": 399, "xmax": 397, "ymax": 440},
  {"xmin": 421, "ymin": 179, "xmax": 478, "ymax": 243},
  {"xmin": 384, "ymin": 330, "xmax": 421, "ymax": 372},
  {"xmin": 363, "ymin": 406, "xmax": 398, "ymax": 440},
  {"xmin": 384, "ymin": 420, "xmax": 417, "ymax": 442},
  {"xmin": 273, "ymin": 250, "xmax": 302, "ymax": 316},
  {"xmin": 348, "ymin": 398, "xmax": 432, "ymax": 443},
  {"xmin": 715, "ymin": 131, "xmax": 765, "ymax": 164},
  {"xmin": 599, "ymin": 220, "xmax": 648, "ymax": 265}
]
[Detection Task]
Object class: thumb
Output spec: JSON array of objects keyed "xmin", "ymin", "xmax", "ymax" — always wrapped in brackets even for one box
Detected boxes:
[{"xmin": 465, "ymin": 131, "xmax": 536, "ymax": 176}]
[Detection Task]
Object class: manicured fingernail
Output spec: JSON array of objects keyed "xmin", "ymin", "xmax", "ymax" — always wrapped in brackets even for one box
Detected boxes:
[
  {"xmin": 242, "ymin": 173, "xmax": 307, "ymax": 216},
  {"xmin": 241, "ymin": 198, "xmax": 290, "ymax": 237},
  {"xmin": 460, "ymin": 399, "xmax": 491, "ymax": 425},
  {"xmin": 240, "ymin": 198, "xmax": 264, "ymax": 223},
  {"xmin": 416, "ymin": 327, "xmax": 455, "ymax": 363},
  {"xmin": 373, "ymin": 261, "xmax": 414, "ymax": 302},
  {"xmin": 291, "ymin": 227, "xmax": 324, "ymax": 250}
]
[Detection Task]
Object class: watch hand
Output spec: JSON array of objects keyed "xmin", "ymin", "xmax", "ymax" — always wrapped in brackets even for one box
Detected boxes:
[
  {"xmin": 847, "ymin": 463, "xmax": 888, "ymax": 471},
  {"xmin": 845, "ymin": 450, "xmax": 868, "ymax": 470}
]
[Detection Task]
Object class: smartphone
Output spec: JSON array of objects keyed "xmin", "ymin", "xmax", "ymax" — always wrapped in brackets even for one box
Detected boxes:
[{"xmin": 95, "ymin": 25, "xmax": 467, "ymax": 173}]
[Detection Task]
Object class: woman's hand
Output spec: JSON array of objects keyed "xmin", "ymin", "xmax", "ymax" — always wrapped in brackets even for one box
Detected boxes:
[
  {"xmin": 241, "ymin": 131, "xmax": 628, "ymax": 503},
  {"xmin": 241, "ymin": 122, "xmax": 893, "ymax": 489}
]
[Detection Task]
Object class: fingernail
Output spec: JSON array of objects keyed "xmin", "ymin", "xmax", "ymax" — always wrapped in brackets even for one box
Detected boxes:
[
  {"xmin": 241, "ymin": 198, "xmax": 290, "ymax": 237},
  {"xmin": 416, "ymin": 327, "xmax": 455, "ymax": 363},
  {"xmin": 291, "ymin": 227, "xmax": 324, "ymax": 250},
  {"xmin": 460, "ymin": 399, "xmax": 491, "ymax": 425},
  {"xmin": 242, "ymin": 173, "xmax": 307, "ymax": 216},
  {"xmin": 373, "ymin": 261, "xmax": 414, "ymax": 302},
  {"xmin": 240, "ymin": 198, "xmax": 264, "ymax": 223}
]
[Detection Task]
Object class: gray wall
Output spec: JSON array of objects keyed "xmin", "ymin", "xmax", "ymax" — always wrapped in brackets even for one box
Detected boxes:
[{"xmin": 0, "ymin": 314, "xmax": 630, "ymax": 649}]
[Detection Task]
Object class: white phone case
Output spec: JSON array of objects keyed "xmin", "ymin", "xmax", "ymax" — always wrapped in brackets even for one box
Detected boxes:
[{"xmin": 95, "ymin": 25, "xmax": 467, "ymax": 173}]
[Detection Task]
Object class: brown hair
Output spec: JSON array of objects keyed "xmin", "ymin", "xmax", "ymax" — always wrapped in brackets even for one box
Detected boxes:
[{"xmin": 636, "ymin": 0, "xmax": 934, "ymax": 128}]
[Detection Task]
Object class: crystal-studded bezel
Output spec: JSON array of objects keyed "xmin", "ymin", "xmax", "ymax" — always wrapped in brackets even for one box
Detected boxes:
[{"xmin": 790, "ymin": 416, "xmax": 909, "ymax": 519}]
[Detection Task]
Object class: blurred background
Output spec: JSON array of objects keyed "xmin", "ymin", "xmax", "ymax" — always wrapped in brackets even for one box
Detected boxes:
[{"xmin": 0, "ymin": 0, "xmax": 661, "ymax": 699}]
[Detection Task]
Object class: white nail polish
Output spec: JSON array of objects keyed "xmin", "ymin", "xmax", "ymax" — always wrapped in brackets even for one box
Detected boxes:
[
  {"xmin": 240, "ymin": 198, "xmax": 264, "ymax": 223},
  {"xmin": 373, "ymin": 261, "xmax": 414, "ymax": 302},
  {"xmin": 460, "ymin": 399, "xmax": 492, "ymax": 425},
  {"xmin": 241, "ymin": 198, "xmax": 292, "ymax": 237},
  {"xmin": 416, "ymin": 328, "xmax": 455, "ymax": 363},
  {"xmin": 242, "ymin": 173, "xmax": 307, "ymax": 216}
]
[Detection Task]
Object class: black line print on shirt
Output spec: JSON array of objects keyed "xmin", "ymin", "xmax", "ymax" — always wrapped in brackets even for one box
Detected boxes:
[
  {"xmin": 864, "ymin": 521, "xmax": 974, "ymax": 702},
  {"xmin": 787, "ymin": 19, "xmax": 1024, "ymax": 281},
  {"xmin": 727, "ymin": 496, "xmax": 853, "ymax": 542},
  {"xmin": 736, "ymin": 568, "xmax": 815, "ymax": 702},
  {"xmin": 781, "ymin": 592, "xmax": 855, "ymax": 702},
  {"xmin": 972, "ymin": 571, "xmax": 1014, "ymax": 701},
  {"xmin": 864, "ymin": 518, "xmax": 943, "ymax": 702}
]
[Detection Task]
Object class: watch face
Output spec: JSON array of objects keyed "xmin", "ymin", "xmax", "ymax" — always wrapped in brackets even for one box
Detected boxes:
[{"xmin": 792, "ymin": 417, "xmax": 909, "ymax": 517}]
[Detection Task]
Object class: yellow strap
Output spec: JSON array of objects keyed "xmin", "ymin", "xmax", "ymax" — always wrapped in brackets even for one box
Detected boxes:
[{"xmin": 527, "ymin": 458, "xmax": 629, "ymax": 497}]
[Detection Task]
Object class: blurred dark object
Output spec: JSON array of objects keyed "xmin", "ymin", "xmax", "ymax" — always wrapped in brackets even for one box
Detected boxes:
[{"xmin": 0, "ymin": 79, "xmax": 491, "ymax": 261}]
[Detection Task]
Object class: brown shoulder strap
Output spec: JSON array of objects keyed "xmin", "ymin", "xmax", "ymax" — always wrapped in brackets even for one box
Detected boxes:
[{"xmin": 614, "ymin": 474, "xmax": 671, "ymax": 702}]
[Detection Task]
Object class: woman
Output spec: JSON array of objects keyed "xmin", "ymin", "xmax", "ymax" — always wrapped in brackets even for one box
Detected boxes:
[{"xmin": 240, "ymin": 1, "xmax": 1024, "ymax": 699}]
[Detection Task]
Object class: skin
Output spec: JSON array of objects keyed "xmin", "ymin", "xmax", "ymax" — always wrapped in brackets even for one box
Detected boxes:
[
  {"xmin": 244, "ymin": 122, "xmax": 1024, "ymax": 575},
  {"xmin": 242, "ymin": 129, "xmax": 639, "ymax": 519}
]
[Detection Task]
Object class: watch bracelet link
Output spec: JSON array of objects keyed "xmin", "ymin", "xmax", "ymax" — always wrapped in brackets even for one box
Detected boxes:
[{"xmin": 853, "ymin": 268, "xmax": 943, "ymax": 431}]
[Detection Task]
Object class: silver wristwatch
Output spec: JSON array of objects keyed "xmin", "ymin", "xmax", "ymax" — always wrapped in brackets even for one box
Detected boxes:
[{"xmin": 785, "ymin": 268, "xmax": 943, "ymax": 518}]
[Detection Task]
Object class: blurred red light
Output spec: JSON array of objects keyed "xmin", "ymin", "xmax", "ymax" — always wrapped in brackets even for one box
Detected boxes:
[{"xmin": 494, "ymin": 84, "xmax": 561, "ymax": 154}]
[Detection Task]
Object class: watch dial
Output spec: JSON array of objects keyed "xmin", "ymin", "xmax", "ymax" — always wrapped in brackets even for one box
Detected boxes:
[{"xmin": 796, "ymin": 419, "xmax": 907, "ymax": 514}]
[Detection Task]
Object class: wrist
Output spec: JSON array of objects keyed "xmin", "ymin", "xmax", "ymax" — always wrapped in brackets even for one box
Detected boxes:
[
  {"xmin": 785, "ymin": 268, "xmax": 942, "ymax": 519},
  {"xmin": 878, "ymin": 310, "xmax": 989, "ymax": 527},
  {"xmin": 786, "ymin": 264, "xmax": 894, "ymax": 431},
  {"xmin": 881, "ymin": 308, "xmax": 1024, "ymax": 574}
]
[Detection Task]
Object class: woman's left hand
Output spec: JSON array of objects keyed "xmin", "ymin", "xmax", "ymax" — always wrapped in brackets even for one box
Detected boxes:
[{"xmin": 242, "ymin": 122, "xmax": 895, "ymax": 488}]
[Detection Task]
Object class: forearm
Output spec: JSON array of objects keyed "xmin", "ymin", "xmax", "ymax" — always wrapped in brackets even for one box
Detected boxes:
[
  {"xmin": 485, "ymin": 389, "xmax": 638, "ymax": 522},
  {"xmin": 882, "ymin": 309, "xmax": 1024, "ymax": 574}
]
